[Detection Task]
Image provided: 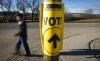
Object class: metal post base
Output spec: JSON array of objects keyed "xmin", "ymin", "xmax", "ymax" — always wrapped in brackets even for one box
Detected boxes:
[{"xmin": 44, "ymin": 54, "xmax": 59, "ymax": 61}]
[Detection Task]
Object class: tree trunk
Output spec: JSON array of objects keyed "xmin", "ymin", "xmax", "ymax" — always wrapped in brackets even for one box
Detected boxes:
[
  {"xmin": 32, "ymin": 11, "xmax": 34, "ymax": 22},
  {"xmin": 10, "ymin": 12, "xmax": 13, "ymax": 22},
  {"xmin": 3, "ymin": 12, "xmax": 6, "ymax": 22}
]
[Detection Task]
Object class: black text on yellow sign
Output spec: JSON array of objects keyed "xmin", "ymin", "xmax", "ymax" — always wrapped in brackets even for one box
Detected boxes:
[
  {"xmin": 44, "ymin": 17, "xmax": 61, "ymax": 26},
  {"xmin": 45, "ymin": 4, "xmax": 61, "ymax": 11}
]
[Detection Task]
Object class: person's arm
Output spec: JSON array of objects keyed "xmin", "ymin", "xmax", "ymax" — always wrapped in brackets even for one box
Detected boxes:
[
  {"xmin": 14, "ymin": 32, "xmax": 21, "ymax": 36},
  {"xmin": 14, "ymin": 21, "xmax": 24, "ymax": 36}
]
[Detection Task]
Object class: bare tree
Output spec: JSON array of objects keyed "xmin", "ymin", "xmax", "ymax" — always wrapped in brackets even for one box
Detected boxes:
[
  {"xmin": 2, "ymin": 0, "xmax": 13, "ymax": 22},
  {"xmin": 0, "ymin": 0, "xmax": 4, "ymax": 12},
  {"xmin": 84, "ymin": 8, "xmax": 94, "ymax": 19},
  {"xmin": 64, "ymin": 6, "xmax": 68, "ymax": 14},
  {"xmin": 0, "ymin": 0, "xmax": 6, "ymax": 22},
  {"xmin": 0, "ymin": 0, "xmax": 39, "ymax": 22},
  {"xmin": 25, "ymin": 0, "xmax": 39, "ymax": 21},
  {"xmin": 11, "ymin": 0, "xmax": 17, "ymax": 12},
  {"xmin": 16, "ymin": 0, "xmax": 27, "ymax": 20},
  {"xmin": 17, "ymin": 0, "xmax": 26, "ymax": 13},
  {"xmin": 85, "ymin": 8, "xmax": 93, "ymax": 14},
  {"xmin": 64, "ymin": 7, "xmax": 73, "ymax": 21},
  {"xmin": 3, "ymin": 0, "xmax": 12, "ymax": 12},
  {"xmin": 0, "ymin": 0, "xmax": 2, "ymax": 3},
  {"xmin": 0, "ymin": 0, "xmax": 3, "ymax": 6}
]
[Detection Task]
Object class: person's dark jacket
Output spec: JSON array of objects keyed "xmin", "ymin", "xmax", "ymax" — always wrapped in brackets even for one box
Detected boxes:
[{"xmin": 16, "ymin": 20, "xmax": 27, "ymax": 38}]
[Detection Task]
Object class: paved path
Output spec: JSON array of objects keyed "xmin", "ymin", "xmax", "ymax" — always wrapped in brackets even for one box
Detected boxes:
[
  {"xmin": 60, "ymin": 23, "xmax": 100, "ymax": 61},
  {"xmin": 0, "ymin": 23, "xmax": 100, "ymax": 61}
]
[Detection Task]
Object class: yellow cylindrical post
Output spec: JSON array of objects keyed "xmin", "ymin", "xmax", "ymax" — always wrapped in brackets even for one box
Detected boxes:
[
  {"xmin": 40, "ymin": 0, "xmax": 64, "ymax": 61},
  {"xmin": 60, "ymin": 3, "xmax": 64, "ymax": 50},
  {"xmin": 40, "ymin": 3, "xmax": 44, "ymax": 53}
]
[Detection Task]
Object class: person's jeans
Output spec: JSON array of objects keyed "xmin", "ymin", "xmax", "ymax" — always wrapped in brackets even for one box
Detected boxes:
[{"xmin": 16, "ymin": 37, "xmax": 30, "ymax": 54}]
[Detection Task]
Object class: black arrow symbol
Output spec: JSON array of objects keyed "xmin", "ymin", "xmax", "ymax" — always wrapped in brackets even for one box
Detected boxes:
[{"xmin": 48, "ymin": 34, "xmax": 60, "ymax": 48}]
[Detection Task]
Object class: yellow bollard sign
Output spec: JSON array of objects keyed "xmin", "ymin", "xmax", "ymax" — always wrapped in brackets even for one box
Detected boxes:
[{"xmin": 40, "ymin": 1, "xmax": 64, "ymax": 56}]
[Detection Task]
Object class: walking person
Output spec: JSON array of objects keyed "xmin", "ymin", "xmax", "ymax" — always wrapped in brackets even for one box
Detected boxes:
[{"xmin": 14, "ymin": 13, "xmax": 31, "ymax": 56}]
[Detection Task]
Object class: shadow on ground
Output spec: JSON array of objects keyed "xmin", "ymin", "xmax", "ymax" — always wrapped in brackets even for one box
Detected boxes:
[
  {"xmin": 60, "ymin": 49, "xmax": 100, "ymax": 56},
  {"xmin": 19, "ymin": 54, "xmax": 43, "ymax": 57},
  {"xmin": 60, "ymin": 38, "xmax": 100, "ymax": 61}
]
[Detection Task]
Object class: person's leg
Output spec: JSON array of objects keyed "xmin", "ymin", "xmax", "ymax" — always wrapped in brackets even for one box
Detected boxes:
[
  {"xmin": 15, "ymin": 37, "xmax": 22, "ymax": 54},
  {"xmin": 21, "ymin": 37, "xmax": 31, "ymax": 55}
]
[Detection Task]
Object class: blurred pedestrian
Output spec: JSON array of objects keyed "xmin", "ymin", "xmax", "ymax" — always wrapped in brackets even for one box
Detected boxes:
[{"xmin": 14, "ymin": 13, "xmax": 31, "ymax": 56}]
